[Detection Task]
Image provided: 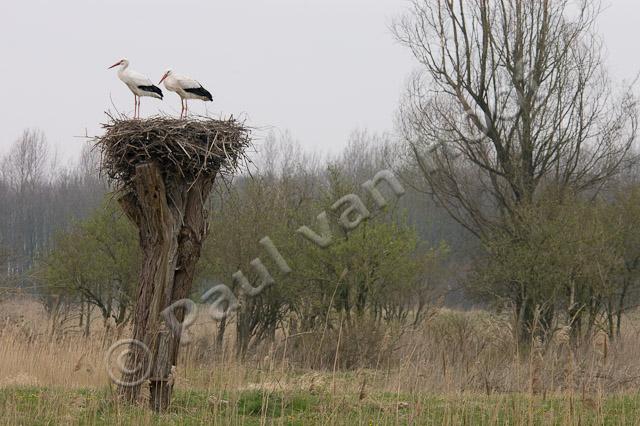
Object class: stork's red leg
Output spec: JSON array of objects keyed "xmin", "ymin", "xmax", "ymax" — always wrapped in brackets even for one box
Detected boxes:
[{"xmin": 137, "ymin": 96, "xmax": 141, "ymax": 119}]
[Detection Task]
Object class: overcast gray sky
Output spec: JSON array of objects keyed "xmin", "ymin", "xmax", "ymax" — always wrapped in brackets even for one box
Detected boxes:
[{"xmin": 0, "ymin": 0, "xmax": 638, "ymax": 161}]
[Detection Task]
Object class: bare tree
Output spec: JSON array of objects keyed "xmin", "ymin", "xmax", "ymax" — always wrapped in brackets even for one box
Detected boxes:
[
  {"xmin": 2, "ymin": 129, "xmax": 50, "ymax": 193},
  {"xmin": 393, "ymin": 0, "xmax": 638, "ymax": 342},
  {"xmin": 394, "ymin": 0, "xmax": 637, "ymax": 238},
  {"xmin": 1, "ymin": 129, "xmax": 51, "ymax": 271}
]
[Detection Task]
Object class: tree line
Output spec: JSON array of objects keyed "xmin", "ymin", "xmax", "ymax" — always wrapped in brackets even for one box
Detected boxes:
[{"xmin": 0, "ymin": 130, "xmax": 105, "ymax": 282}]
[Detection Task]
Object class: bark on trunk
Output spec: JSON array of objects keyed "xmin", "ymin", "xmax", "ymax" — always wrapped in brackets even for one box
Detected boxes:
[{"xmin": 115, "ymin": 161, "xmax": 216, "ymax": 411}]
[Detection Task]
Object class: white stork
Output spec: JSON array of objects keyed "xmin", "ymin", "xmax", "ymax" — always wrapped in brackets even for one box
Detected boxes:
[
  {"xmin": 108, "ymin": 58, "xmax": 163, "ymax": 119},
  {"xmin": 158, "ymin": 70, "xmax": 213, "ymax": 119}
]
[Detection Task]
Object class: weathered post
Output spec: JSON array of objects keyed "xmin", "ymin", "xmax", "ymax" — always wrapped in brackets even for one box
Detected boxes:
[{"xmin": 96, "ymin": 116, "xmax": 249, "ymax": 411}]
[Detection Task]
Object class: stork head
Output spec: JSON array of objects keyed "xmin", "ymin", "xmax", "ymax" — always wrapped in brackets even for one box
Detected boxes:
[
  {"xmin": 158, "ymin": 69, "xmax": 173, "ymax": 85},
  {"xmin": 108, "ymin": 58, "xmax": 129, "ymax": 69}
]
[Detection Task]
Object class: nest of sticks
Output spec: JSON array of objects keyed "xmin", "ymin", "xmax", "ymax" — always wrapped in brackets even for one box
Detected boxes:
[{"xmin": 96, "ymin": 114, "xmax": 251, "ymax": 190}]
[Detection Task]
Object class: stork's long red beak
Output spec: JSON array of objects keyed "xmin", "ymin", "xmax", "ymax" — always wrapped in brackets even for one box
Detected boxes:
[
  {"xmin": 108, "ymin": 61, "xmax": 122, "ymax": 69},
  {"xmin": 158, "ymin": 73, "xmax": 168, "ymax": 85}
]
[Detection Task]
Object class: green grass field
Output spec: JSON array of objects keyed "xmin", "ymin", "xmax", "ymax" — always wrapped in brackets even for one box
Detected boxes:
[{"xmin": 2, "ymin": 387, "xmax": 640, "ymax": 425}]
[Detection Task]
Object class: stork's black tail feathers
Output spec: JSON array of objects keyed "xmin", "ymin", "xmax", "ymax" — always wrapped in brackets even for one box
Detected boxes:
[
  {"xmin": 185, "ymin": 86, "xmax": 213, "ymax": 101},
  {"xmin": 138, "ymin": 85, "xmax": 164, "ymax": 99}
]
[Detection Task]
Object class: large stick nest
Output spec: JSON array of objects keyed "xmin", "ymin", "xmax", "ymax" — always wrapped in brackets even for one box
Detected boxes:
[{"xmin": 96, "ymin": 114, "xmax": 251, "ymax": 190}]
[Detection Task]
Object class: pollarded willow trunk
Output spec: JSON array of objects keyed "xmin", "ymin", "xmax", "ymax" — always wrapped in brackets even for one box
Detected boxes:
[
  {"xmin": 97, "ymin": 117, "xmax": 249, "ymax": 411},
  {"xmin": 117, "ymin": 162, "xmax": 195, "ymax": 408}
]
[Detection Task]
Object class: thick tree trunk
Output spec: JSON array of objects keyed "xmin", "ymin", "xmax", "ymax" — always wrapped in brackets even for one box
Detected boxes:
[
  {"xmin": 116, "ymin": 162, "xmax": 216, "ymax": 411},
  {"xmin": 168, "ymin": 178, "xmax": 213, "ymax": 370},
  {"xmin": 116, "ymin": 162, "xmax": 180, "ymax": 404}
]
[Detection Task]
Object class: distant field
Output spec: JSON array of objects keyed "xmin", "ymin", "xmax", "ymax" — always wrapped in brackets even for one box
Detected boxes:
[{"xmin": 2, "ymin": 386, "xmax": 640, "ymax": 425}]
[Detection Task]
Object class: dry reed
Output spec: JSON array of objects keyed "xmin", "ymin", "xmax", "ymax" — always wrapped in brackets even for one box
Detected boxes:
[{"xmin": 3, "ymin": 298, "xmax": 640, "ymax": 424}]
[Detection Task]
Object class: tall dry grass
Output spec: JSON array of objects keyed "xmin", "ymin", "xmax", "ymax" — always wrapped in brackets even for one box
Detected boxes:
[{"xmin": 2, "ymin": 296, "xmax": 640, "ymax": 403}]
